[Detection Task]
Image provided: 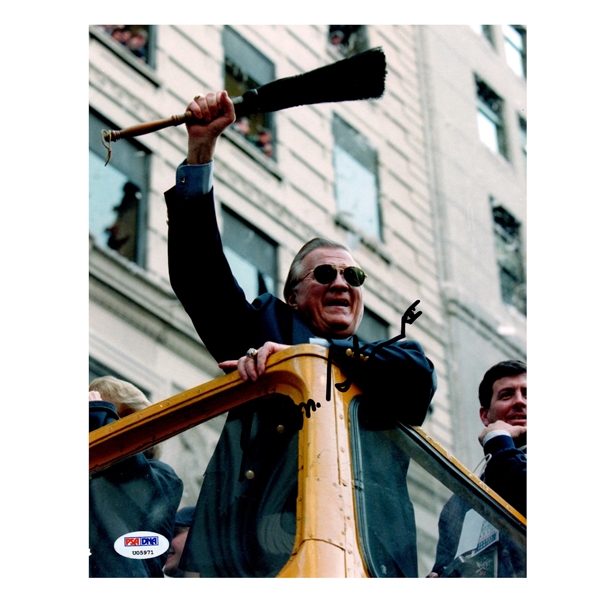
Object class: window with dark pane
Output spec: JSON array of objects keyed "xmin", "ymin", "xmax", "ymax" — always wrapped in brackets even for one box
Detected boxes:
[
  {"xmin": 333, "ymin": 114, "xmax": 382, "ymax": 240},
  {"xmin": 89, "ymin": 357, "xmax": 151, "ymax": 400},
  {"xmin": 503, "ymin": 25, "xmax": 526, "ymax": 79},
  {"xmin": 475, "ymin": 76, "xmax": 508, "ymax": 159},
  {"xmin": 490, "ymin": 199, "xmax": 526, "ymax": 315},
  {"xmin": 518, "ymin": 115, "xmax": 527, "ymax": 170},
  {"xmin": 223, "ymin": 27, "xmax": 276, "ymax": 159},
  {"xmin": 222, "ymin": 207, "xmax": 278, "ymax": 300},
  {"xmin": 356, "ymin": 308, "xmax": 389, "ymax": 344},
  {"xmin": 328, "ymin": 25, "xmax": 369, "ymax": 57},
  {"xmin": 89, "ymin": 111, "xmax": 149, "ymax": 266},
  {"xmin": 469, "ymin": 25, "xmax": 495, "ymax": 47}
]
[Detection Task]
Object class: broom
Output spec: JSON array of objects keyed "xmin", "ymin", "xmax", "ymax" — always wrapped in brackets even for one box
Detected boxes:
[{"xmin": 101, "ymin": 47, "xmax": 386, "ymax": 163}]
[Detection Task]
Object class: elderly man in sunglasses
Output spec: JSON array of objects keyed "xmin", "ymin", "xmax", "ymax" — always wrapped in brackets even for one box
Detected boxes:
[{"xmin": 164, "ymin": 91, "xmax": 437, "ymax": 578}]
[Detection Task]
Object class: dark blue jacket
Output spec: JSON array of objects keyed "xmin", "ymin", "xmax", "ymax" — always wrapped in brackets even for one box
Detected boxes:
[
  {"xmin": 166, "ymin": 187, "xmax": 436, "ymax": 423},
  {"xmin": 431, "ymin": 436, "xmax": 526, "ymax": 577},
  {"xmin": 89, "ymin": 401, "xmax": 183, "ymax": 577},
  {"xmin": 165, "ymin": 186, "xmax": 437, "ymax": 577}
]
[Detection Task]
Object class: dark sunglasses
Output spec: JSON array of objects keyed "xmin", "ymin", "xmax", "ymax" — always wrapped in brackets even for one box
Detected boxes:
[{"xmin": 300, "ymin": 264, "xmax": 367, "ymax": 287}]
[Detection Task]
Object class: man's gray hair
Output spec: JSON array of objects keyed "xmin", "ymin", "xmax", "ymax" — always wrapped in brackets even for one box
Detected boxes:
[{"xmin": 283, "ymin": 237, "xmax": 353, "ymax": 304}]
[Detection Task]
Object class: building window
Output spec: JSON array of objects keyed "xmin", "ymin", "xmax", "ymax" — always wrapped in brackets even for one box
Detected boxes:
[
  {"xmin": 88, "ymin": 356, "xmax": 151, "ymax": 399},
  {"xmin": 89, "ymin": 357, "xmax": 121, "ymax": 384},
  {"xmin": 328, "ymin": 25, "xmax": 369, "ymax": 56},
  {"xmin": 490, "ymin": 199, "xmax": 526, "ymax": 315},
  {"xmin": 93, "ymin": 25, "xmax": 155, "ymax": 67},
  {"xmin": 356, "ymin": 308, "xmax": 389, "ymax": 343},
  {"xmin": 503, "ymin": 25, "xmax": 526, "ymax": 79},
  {"xmin": 89, "ymin": 111, "xmax": 149, "ymax": 266},
  {"xmin": 221, "ymin": 208, "xmax": 277, "ymax": 300},
  {"xmin": 333, "ymin": 115, "xmax": 381, "ymax": 240},
  {"xmin": 469, "ymin": 25, "xmax": 495, "ymax": 47},
  {"xmin": 518, "ymin": 115, "xmax": 527, "ymax": 169},
  {"xmin": 223, "ymin": 26, "xmax": 275, "ymax": 160},
  {"xmin": 88, "ymin": 358, "xmax": 151, "ymax": 399},
  {"xmin": 475, "ymin": 76, "xmax": 508, "ymax": 158}
]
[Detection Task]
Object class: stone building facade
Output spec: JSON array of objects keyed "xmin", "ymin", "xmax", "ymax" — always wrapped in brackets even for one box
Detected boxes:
[{"xmin": 416, "ymin": 25, "xmax": 527, "ymax": 468}]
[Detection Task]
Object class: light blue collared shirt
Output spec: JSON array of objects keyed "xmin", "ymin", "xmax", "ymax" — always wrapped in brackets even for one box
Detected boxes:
[{"xmin": 175, "ymin": 161, "xmax": 214, "ymax": 198}]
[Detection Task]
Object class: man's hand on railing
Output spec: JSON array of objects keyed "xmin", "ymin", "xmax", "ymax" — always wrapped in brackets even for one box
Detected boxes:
[{"xmin": 218, "ymin": 342, "xmax": 291, "ymax": 382}]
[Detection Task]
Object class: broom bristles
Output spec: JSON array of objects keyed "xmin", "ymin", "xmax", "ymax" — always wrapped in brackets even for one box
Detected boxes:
[{"xmin": 234, "ymin": 47, "xmax": 387, "ymax": 116}]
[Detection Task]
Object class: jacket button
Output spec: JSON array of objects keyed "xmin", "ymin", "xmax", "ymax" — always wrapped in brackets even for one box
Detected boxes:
[
  {"xmin": 277, "ymin": 425, "xmax": 285, "ymax": 434},
  {"xmin": 245, "ymin": 470, "xmax": 255, "ymax": 480}
]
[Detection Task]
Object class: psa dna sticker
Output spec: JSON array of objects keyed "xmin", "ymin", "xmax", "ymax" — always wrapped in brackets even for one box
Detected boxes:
[{"xmin": 114, "ymin": 531, "xmax": 169, "ymax": 559}]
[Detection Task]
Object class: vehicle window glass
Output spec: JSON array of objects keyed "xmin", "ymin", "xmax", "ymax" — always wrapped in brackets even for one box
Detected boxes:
[
  {"xmin": 89, "ymin": 393, "xmax": 298, "ymax": 578},
  {"xmin": 349, "ymin": 396, "xmax": 526, "ymax": 578}
]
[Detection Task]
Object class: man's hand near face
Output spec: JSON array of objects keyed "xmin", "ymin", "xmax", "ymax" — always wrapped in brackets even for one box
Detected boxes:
[{"xmin": 478, "ymin": 420, "xmax": 526, "ymax": 446}]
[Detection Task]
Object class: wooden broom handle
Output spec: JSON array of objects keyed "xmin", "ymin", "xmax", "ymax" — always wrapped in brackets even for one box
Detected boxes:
[
  {"xmin": 101, "ymin": 111, "xmax": 196, "ymax": 165},
  {"xmin": 102, "ymin": 111, "xmax": 192, "ymax": 143},
  {"xmin": 100, "ymin": 95, "xmax": 246, "ymax": 164}
]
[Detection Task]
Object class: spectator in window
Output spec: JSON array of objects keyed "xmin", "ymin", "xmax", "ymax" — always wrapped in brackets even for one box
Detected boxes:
[
  {"xmin": 105, "ymin": 181, "xmax": 139, "ymax": 261},
  {"xmin": 89, "ymin": 380, "xmax": 184, "ymax": 577},
  {"xmin": 233, "ymin": 116, "xmax": 251, "ymax": 137},
  {"xmin": 427, "ymin": 360, "xmax": 527, "ymax": 578},
  {"xmin": 328, "ymin": 25, "xmax": 363, "ymax": 54},
  {"xmin": 126, "ymin": 28, "xmax": 148, "ymax": 62},
  {"xmin": 111, "ymin": 25, "xmax": 132, "ymax": 46},
  {"xmin": 164, "ymin": 91, "xmax": 437, "ymax": 577},
  {"xmin": 329, "ymin": 28, "xmax": 345, "ymax": 46},
  {"xmin": 250, "ymin": 126, "xmax": 273, "ymax": 158}
]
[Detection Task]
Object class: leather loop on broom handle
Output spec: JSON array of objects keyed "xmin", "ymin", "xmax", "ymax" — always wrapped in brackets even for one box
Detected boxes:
[{"xmin": 101, "ymin": 112, "xmax": 192, "ymax": 165}]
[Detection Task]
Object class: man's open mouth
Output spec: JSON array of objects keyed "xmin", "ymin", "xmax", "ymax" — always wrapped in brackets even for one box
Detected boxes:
[
  {"xmin": 326, "ymin": 299, "xmax": 350, "ymax": 307},
  {"xmin": 508, "ymin": 415, "xmax": 526, "ymax": 423}
]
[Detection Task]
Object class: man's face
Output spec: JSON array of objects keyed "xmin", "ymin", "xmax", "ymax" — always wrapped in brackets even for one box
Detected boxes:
[
  {"xmin": 480, "ymin": 372, "xmax": 527, "ymax": 427},
  {"xmin": 288, "ymin": 247, "xmax": 364, "ymax": 339},
  {"xmin": 163, "ymin": 528, "xmax": 189, "ymax": 577}
]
